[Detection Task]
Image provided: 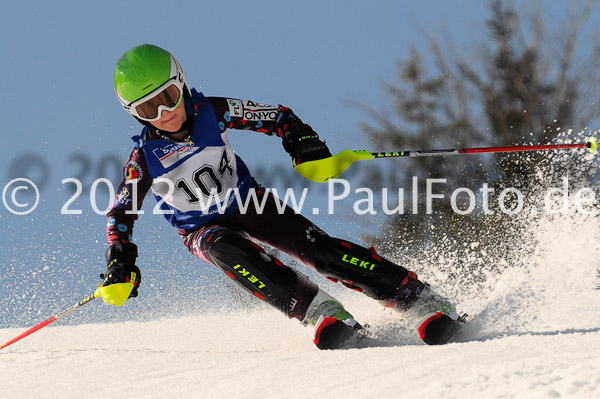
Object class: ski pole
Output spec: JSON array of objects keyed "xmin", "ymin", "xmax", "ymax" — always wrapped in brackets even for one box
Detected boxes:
[
  {"xmin": 0, "ymin": 281, "xmax": 135, "ymax": 350},
  {"xmin": 370, "ymin": 140, "xmax": 596, "ymax": 158},
  {"xmin": 0, "ymin": 289, "xmax": 100, "ymax": 350},
  {"xmin": 294, "ymin": 137, "xmax": 598, "ymax": 182}
]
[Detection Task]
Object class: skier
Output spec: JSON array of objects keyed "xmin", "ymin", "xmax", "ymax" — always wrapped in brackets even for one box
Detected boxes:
[{"xmin": 102, "ymin": 44, "xmax": 463, "ymax": 349}]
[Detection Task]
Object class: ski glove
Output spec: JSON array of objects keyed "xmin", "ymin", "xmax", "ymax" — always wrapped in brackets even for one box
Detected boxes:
[
  {"xmin": 282, "ymin": 124, "xmax": 332, "ymax": 165},
  {"xmin": 101, "ymin": 242, "xmax": 141, "ymax": 298}
]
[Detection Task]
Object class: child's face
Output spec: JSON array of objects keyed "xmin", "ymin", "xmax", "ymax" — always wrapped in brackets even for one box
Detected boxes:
[{"xmin": 150, "ymin": 100, "xmax": 187, "ymax": 132}]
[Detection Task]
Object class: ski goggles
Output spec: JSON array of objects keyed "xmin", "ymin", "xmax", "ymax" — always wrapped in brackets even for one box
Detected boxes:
[{"xmin": 124, "ymin": 77, "xmax": 184, "ymax": 122}]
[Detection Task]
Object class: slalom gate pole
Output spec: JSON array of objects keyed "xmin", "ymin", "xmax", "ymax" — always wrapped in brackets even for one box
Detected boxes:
[
  {"xmin": 294, "ymin": 137, "xmax": 598, "ymax": 183},
  {"xmin": 0, "ymin": 289, "xmax": 100, "ymax": 350}
]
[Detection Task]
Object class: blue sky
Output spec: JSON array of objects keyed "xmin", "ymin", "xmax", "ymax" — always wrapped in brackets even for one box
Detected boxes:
[{"xmin": 1, "ymin": 0, "xmax": 598, "ymax": 325}]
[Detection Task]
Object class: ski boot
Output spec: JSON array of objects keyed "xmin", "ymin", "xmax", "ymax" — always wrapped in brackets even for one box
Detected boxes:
[
  {"xmin": 302, "ymin": 290, "xmax": 363, "ymax": 350},
  {"xmin": 407, "ymin": 283, "xmax": 467, "ymax": 345},
  {"xmin": 417, "ymin": 311, "xmax": 468, "ymax": 345},
  {"xmin": 381, "ymin": 271, "xmax": 467, "ymax": 345}
]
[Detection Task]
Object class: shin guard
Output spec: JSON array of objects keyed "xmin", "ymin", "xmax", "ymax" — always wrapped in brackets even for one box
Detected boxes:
[
  {"xmin": 314, "ymin": 235, "xmax": 425, "ymax": 312},
  {"xmin": 199, "ymin": 227, "xmax": 318, "ymax": 319},
  {"xmin": 313, "ymin": 236, "xmax": 408, "ymax": 299}
]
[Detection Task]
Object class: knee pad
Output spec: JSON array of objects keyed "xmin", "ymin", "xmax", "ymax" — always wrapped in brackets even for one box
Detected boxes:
[{"xmin": 313, "ymin": 235, "xmax": 409, "ymax": 300}]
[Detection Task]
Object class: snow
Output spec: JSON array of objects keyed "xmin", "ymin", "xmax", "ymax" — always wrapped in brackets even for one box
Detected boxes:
[
  {"xmin": 3, "ymin": 218, "xmax": 600, "ymax": 399},
  {"xmin": 1, "ymin": 311, "xmax": 599, "ymax": 399}
]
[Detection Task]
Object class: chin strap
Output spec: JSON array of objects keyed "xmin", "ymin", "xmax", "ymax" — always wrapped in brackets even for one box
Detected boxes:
[{"xmin": 153, "ymin": 116, "xmax": 195, "ymax": 146}]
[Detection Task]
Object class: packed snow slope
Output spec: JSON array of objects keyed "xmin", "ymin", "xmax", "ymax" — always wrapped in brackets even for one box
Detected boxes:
[{"xmin": 1, "ymin": 311, "xmax": 599, "ymax": 399}]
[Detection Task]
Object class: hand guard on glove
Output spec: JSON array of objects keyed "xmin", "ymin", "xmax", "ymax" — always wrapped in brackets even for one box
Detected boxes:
[
  {"xmin": 101, "ymin": 241, "xmax": 141, "ymax": 298},
  {"xmin": 282, "ymin": 124, "xmax": 332, "ymax": 165}
]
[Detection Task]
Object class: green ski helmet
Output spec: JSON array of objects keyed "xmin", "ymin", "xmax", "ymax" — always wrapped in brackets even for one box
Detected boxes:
[{"xmin": 114, "ymin": 44, "xmax": 190, "ymax": 123}]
